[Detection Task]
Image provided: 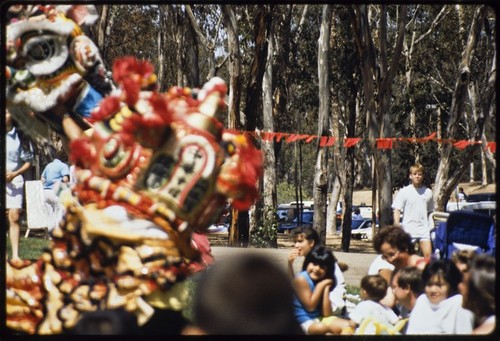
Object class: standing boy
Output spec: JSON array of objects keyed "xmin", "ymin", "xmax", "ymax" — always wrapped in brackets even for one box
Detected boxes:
[{"xmin": 392, "ymin": 163, "xmax": 434, "ymax": 258}]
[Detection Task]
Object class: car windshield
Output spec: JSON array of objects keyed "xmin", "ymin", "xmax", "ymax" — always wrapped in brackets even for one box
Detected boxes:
[
  {"xmin": 466, "ymin": 193, "xmax": 496, "ymax": 202},
  {"xmin": 293, "ymin": 211, "xmax": 313, "ymax": 223},
  {"xmin": 351, "ymin": 219, "xmax": 370, "ymax": 229}
]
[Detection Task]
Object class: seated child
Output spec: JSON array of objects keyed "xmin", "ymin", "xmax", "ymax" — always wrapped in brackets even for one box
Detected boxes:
[
  {"xmin": 406, "ymin": 259, "xmax": 474, "ymax": 334},
  {"xmin": 292, "ymin": 245, "xmax": 353, "ymax": 335},
  {"xmin": 347, "ymin": 274, "xmax": 400, "ymax": 334},
  {"xmin": 288, "ymin": 226, "xmax": 347, "ymax": 316}
]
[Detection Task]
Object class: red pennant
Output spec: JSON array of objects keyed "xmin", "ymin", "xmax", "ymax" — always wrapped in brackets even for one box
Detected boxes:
[
  {"xmin": 326, "ymin": 137, "xmax": 336, "ymax": 146},
  {"xmin": 319, "ymin": 136, "xmax": 328, "ymax": 147},
  {"xmin": 376, "ymin": 138, "xmax": 393, "ymax": 149},
  {"xmin": 487, "ymin": 142, "xmax": 496, "ymax": 153},
  {"xmin": 453, "ymin": 140, "xmax": 470, "ymax": 150},
  {"xmin": 344, "ymin": 138, "xmax": 361, "ymax": 148},
  {"xmin": 265, "ymin": 132, "xmax": 277, "ymax": 141},
  {"xmin": 305, "ymin": 135, "xmax": 317, "ymax": 143},
  {"xmin": 423, "ymin": 132, "xmax": 437, "ymax": 141},
  {"xmin": 275, "ymin": 133, "xmax": 284, "ymax": 142},
  {"xmin": 285, "ymin": 134, "xmax": 298, "ymax": 143}
]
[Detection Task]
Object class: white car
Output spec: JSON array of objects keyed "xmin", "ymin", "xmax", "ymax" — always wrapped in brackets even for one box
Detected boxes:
[{"xmin": 349, "ymin": 218, "xmax": 377, "ymax": 240}]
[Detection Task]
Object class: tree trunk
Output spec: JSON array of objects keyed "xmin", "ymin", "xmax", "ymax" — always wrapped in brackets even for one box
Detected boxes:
[
  {"xmin": 313, "ymin": 5, "xmax": 332, "ymax": 246},
  {"xmin": 351, "ymin": 5, "xmax": 406, "ymax": 227},
  {"xmin": 433, "ymin": 5, "xmax": 487, "ymax": 211},
  {"xmin": 220, "ymin": 5, "xmax": 247, "ymax": 247},
  {"xmin": 244, "ymin": 5, "xmax": 271, "ymax": 132},
  {"xmin": 94, "ymin": 5, "xmax": 109, "ymax": 54}
]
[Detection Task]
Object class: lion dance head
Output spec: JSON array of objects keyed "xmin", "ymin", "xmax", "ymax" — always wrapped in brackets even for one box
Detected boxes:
[{"xmin": 6, "ymin": 13, "xmax": 263, "ymax": 333}]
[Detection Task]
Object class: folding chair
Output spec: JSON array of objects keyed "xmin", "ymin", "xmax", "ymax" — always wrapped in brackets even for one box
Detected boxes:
[
  {"xmin": 433, "ymin": 210, "xmax": 495, "ymax": 259},
  {"xmin": 24, "ymin": 180, "xmax": 49, "ymax": 238}
]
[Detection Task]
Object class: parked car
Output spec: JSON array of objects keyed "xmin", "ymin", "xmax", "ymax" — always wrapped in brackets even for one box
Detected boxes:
[
  {"xmin": 278, "ymin": 209, "xmax": 314, "ymax": 233},
  {"xmin": 465, "ymin": 192, "xmax": 496, "ymax": 203},
  {"xmin": 446, "ymin": 192, "xmax": 496, "ymax": 217},
  {"xmin": 352, "ymin": 205, "xmax": 373, "ymax": 219},
  {"xmin": 349, "ymin": 218, "xmax": 377, "ymax": 240}
]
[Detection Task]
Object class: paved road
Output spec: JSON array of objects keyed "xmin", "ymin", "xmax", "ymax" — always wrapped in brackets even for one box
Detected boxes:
[{"xmin": 211, "ymin": 246, "xmax": 377, "ymax": 287}]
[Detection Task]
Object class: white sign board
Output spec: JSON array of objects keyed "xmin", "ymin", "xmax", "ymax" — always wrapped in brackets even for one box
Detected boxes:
[{"xmin": 25, "ymin": 180, "xmax": 49, "ymax": 230}]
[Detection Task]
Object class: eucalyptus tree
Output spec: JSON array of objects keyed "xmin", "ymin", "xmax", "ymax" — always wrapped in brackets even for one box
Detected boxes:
[
  {"xmin": 313, "ymin": 4, "xmax": 333, "ymax": 246},
  {"xmin": 328, "ymin": 6, "xmax": 362, "ymax": 250},
  {"xmin": 350, "ymin": 4, "xmax": 408, "ymax": 226},
  {"xmin": 433, "ymin": 5, "xmax": 495, "ymax": 211}
]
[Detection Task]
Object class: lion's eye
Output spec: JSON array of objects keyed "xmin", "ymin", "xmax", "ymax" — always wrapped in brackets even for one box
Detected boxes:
[
  {"xmin": 23, "ymin": 34, "xmax": 58, "ymax": 61},
  {"xmin": 225, "ymin": 142, "xmax": 236, "ymax": 156}
]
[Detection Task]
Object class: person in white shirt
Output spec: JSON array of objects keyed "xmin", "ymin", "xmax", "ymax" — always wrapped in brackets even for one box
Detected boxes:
[
  {"xmin": 392, "ymin": 163, "xmax": 434, "ymax": 258},
  {"xmin": 406, "ymin": 259, "xmax": 474, "ymax": 334},
  {"xmin": 6, "ymin": 108, "xmax": 33, "ymax": 263}
]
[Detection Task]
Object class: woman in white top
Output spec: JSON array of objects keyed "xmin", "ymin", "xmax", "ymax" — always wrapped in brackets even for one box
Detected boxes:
[{"xmin": 406, "ymin": 259, "xmax": 473, "ymax": 334}]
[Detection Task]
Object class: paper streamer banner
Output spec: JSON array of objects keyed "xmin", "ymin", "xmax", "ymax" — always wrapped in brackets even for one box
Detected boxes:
[{"xmin": 249, "ymin": 131, "xmax": 493, "ymax": 152}]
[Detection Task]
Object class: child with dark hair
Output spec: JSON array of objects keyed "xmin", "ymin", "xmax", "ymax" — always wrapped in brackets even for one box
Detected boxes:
[
  {"xmin": 461, "ymin": 254, "xmax": 495, "ymax": 334},
  {"xmin": 347, "ymin": 275, "xmax": 400, "ymax": 333},
  {"xmin": 288, "ymin": 226, "xmax": 347, "ymax": 316},
  {"xmin": 406, "ymin": 259, "xmax": 474, "ymax": 334},
  {"xmin": 292, "ymin": 246, "xmax": 352, "ymax": 334}
]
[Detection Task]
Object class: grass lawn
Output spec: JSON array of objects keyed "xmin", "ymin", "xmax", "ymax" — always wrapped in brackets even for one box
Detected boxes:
[{"xmin": 6, "ymin": 234, "xmax": 50, "ymax": 260}]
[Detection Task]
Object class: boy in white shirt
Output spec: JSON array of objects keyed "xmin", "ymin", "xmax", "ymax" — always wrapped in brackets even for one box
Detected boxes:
[{"xmin": 392, "ymin": 163, "xmax": 434, "ymax": 258}]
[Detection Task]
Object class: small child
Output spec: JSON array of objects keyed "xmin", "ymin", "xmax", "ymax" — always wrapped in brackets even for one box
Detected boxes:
[
  {"xmin": 406, "ymin": 259, "xmax": 474, "ymax": 334},
  {"xmin": 347, "ymin": 274, "xmax": 400, "ymax": 334},
  {"xmin": 292, "ymin": 245, "xmax": 351, "ymax": 335}
]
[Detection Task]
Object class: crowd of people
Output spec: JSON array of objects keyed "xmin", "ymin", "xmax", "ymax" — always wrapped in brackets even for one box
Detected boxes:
[{"xmin": 6, "ymin": 120, "xmax": 495, "ymax": 335}]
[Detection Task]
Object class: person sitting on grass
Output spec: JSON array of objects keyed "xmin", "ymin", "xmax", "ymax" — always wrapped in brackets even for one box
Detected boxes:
[
  {"xmin": 292, "ymin": 246, "xmax": 355, "ymax": 335},
  {"xmin": 345, "ymin": 274, "xmax": 401, "ymax": 334},
  {"xmin": 288, "ymin": 226, "xmax": 347, "ymax": 316}
]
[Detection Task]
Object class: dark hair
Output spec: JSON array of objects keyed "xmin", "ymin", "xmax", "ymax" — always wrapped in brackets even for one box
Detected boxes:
[
  {"xmin": 292, "ymin": 226, "xmax": 319, "ymax": 245},
  {"xmin": 462, "ymin": 254, "xmax": 495, "ymax": 320},
  {"xmin": 422, "ymin": 259, "xmax": 462, "ymax": 297},
  {"xmin": 393, "ymin": 266, "xmax": 424, "ymax": 296},
  {"xmin": 302, "ymin": 245, "xmax": 336, "ymax": 284},
  {"xmin": 451, "ymin": 249, "xmax": 477, "ymax": 272},
  {"xmin": 70, "ymin": 308, "xmax": 140, "ymax": 334},
  {"xmin": 194, "ymin": 254, "xmax": 302, "ymax": 334},
  {"xmin": 361, "ymin": 275, "xmax": 387, "ymax": 302},
  {"xmin": 373, "ymin": 226, "xmax": 415, "ymax": 255}
]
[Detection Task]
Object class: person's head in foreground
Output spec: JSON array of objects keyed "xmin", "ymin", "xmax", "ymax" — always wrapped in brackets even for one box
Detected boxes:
[{"xmin": 187, "ymin": 253, "xmax": 303, "ymax": 334}]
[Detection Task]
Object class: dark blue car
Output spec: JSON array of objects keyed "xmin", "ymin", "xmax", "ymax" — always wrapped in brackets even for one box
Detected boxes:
[{"xmin": 278, "ymin": 210, "xmax": 314, "ymax": 233}]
